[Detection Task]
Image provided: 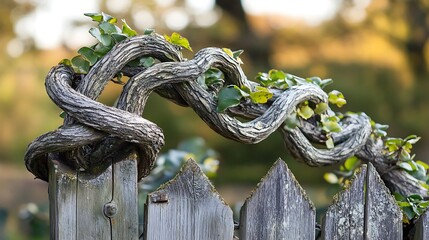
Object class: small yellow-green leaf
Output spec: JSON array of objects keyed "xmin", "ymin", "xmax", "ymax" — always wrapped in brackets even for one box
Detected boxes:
[
  {"xmin": 71, "ymin": 56, "xmax": 90, "ymax": 74},
  {"xmin": 314, "ymin": 102, "xmax": 328, "ymax": 115},
  {"xmin": 416, "ymin": 160, "xmax": 429, "ymax": 170},
  {"xmin": 121, "ymin": 19, "xmax": 137, "ymax": 37},
  {"xmin": 164, "ymin": 32, "xmax": 193, "ymax": 51},
  {"xmin": 297, "ymin": 103, "xmax": 314, "ymax": 120},
  {"xmin": 328, "ymin": 90, "xmax": 347, "ymax": 107},
  {"xmin": 344, "ymin": 156, "xmax": 359, "ymax": 171},
  {"xmin": 324, "ymin": 172, "xmax": 338, "ymax": 184},
  {"xmin": 326, "ymin": 137, "xmax": 335, "ymax": 149},
  {"xmin": 222, "ymin": 48, "xmax": 233, "ymax": 57},
  {"xmin": 249, "ymin": 86, "xmax": 273, "ymax": 104},
  {"xmin": 84, "ymin": 13, "xmax": 103, "ymax": 22},
  {"xmin": 59, "ymin": 58, "xmax": 71, "ymax": 66}
]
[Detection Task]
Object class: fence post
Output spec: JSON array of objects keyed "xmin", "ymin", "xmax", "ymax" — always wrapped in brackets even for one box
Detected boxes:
[
  {"xmin": 48, "ymin": 155, "xmax": 138, "ymax": 240},
  {"xmin": 239, "ymin": 159, "xmax": 315, "ymax": 240},
  {"xmin": 145, "ymin": 159, "xmax": 234, "ymax": 240}
]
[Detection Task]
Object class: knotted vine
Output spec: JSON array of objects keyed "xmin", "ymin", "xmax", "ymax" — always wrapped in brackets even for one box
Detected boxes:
[{"xmin": 25, "ymin": 13, "xmax": 428, "ymax": 211}]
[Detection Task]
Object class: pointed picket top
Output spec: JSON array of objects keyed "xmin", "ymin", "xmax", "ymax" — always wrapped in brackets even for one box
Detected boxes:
[
  {"xmin": 239, "ymin": 159, "xmax": 315, "ymax": 240},
  {"xmin": 145, "ymin": 159, "xmax": 234, "ymax": 240},
  {"xmin": 322, "ymin": 164, "xmax": 367, "ymax": 240},
  {"xmin": 365, "ymin": 163, "xmax": 402, "ymax": 239},
  {"xmin": 322, "ymin": 163, "xmax": 402, "ymax": 240}
]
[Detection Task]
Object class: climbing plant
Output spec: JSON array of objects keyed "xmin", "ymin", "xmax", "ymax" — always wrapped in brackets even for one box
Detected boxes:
[{"xmin": 25, "ymin": 12, "xmax": 429, "ymax": 224}]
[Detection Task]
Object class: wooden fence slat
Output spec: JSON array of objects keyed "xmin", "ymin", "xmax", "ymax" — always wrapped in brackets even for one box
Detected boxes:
[
  {"xmin": 414, "ymin": 208, "xmax": 429, "ymax": 239},
  {"xmin": 322, "ymin": 165, "xmax": 367, "ymax": 240},
  {"xmin": 144, "ymin": 159, "xmax": 234, "ymax": 240},
  {"xmin": 322, "ymin": 163, "xmax": 403, "ymax": 240},
  {"xmin": 76, "ymin": 165, "xmax": 113, "ymax": 240},
  {"xmin": 111, "ymin": 159, "xmax": 139, "ymax": 239},
  {"xmin": 49, "ymin": 158, "xmax": 77, "ymax": 239},
  {"xmin": 239, "ymin": 159, "xmax": 315, "ymax": 240},
  {"xmin": 365, "ymin": 163, "xmax": 402, "ymax": 239}
]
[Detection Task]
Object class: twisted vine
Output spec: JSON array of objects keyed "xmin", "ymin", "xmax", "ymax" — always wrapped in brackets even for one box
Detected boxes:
[{"xmin": 24, "ymin": 33, "xmax": 427, "ymax": 198}]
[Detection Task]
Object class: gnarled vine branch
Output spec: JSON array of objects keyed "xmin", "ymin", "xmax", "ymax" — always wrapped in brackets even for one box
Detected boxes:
[{"xmin": 25, "ymin": 34, "xmax": 427, "ymax": 198}]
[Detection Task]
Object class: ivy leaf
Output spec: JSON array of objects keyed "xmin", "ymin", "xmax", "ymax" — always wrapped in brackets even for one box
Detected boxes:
[
  {"xmin": 84, "ymin": 13, "xmax": 103, "ymax": 22},
  {"xmin": 102, "ymin": 12, "xmax": 117, "ymax": 23},
  {"xmin": 99, "ymin": 22, "xmax": 120, "ymax": 34},
  {"xmin": 71, "ymin": 56, "xmax": 90, "ymax": 74},
  {"xmin": 144, "ymin": 29, "xmax": 155, "ymax": 35},
  {"xmin": 111, "ymin": 33, "xmax": 128, "ymax": 43},
  {"xmin": 269, "ymin": 69, "xmax": 286, "ymax": 81},
  {"xmin": 321, "ymin": 115, "xmax": 342, "ymax": 133},
  {"xmin": 93, "ymin": 43, "xmax": 111, "ymax": 57},
  {"xmin": 344, "ymin": 156, "xmax": 359, "ymax": 171},
  {"xmin": 164, "ymin": 32, "xmax": 193, "ymax": 51},
  {"xmin": 216, "ymin": 86, "xmax": 244, "ymax": 112},
  {"xmin": 326, "ymin": 136, "xmax": 335, "ymax": 149},
  {"xmin": 222, "ymin": 48, "xmax": 244, "ymax": 64},
  {"xmin": 59, "ymin": 58, "xmax": 72, "ymax": 66},
  {"xmin": 100, "ymin": 34, "xmax": 112, "ymax": 46},
  {"xmin": 398, "ymin": 162, "xmax": 413, "ymax": 171},
  {"xmin": 416, "ymin": 160, "xmax": 429, "ymax": 170},
  {"xmin": 314, "ymin": 102, "xmax": 328, "ymax": 115},
  {"xmin": 249, "ymin": 86, "xmax": 273, "ymax": 104},
  {"xmin": 89, "ymin": 27, "xmax": 102, "ymax": 42},
  {"xmin": 121, "ymin": 19, "xmax": 137, "ymax": 37},
  {"xmin": 78, "ymin": 47, "xmax": 98, "ymax": 66},
  {"xmin": 140, "ymin": 57, "xmax": 155, "ymax": 68},
  {"xmin": 297, "ymin": 102, "xmax": 314, "ymax": 120},
  {"xmin": 328, "ymin": 90, "xmax": 347, "ymax": 107},
  {"xmin": 324, "ymin": 172, "xmax": 339, "ymax": 184}
]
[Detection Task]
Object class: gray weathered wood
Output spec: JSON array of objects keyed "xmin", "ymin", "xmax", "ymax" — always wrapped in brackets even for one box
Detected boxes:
[
  {"xmin": 322, "ymin": 163, "xmax": 402, "ymax": 239},
  {"xmin": 76, "ymin": 163, "xmax": 112, "ymax": 240},
  {"xmin": 145, "ymin": 159, "xmax": 234, "ymax": 240},
  {"xmin": 49, "ymin": 158, "xmax": 77, "ymax": 239},
  {"xmin": 49, "ymin": 155, "xmax": 139, "ymax": 240},
  {"xmin": 239, "ymin": 159, "xmax": 315, "ymax": 240},
  {"xmin": 414, "ymin": 208, "xmax": 429, "ymax": 240},
  {"xmin": 365, "ymin": 163, "xmax": 402, "ymax": 239},
  {"xmin": 111, "ymin": 159, "xmax": 139, "ymax": 239},
  {"xmin": 322, "ymin": 165, "xmax": 367, "ymax": 240}
]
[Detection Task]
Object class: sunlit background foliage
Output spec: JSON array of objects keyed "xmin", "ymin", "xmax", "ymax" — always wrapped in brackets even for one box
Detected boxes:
[{"xmin": 1, "ymin": 0, "xmax": 429, "ymax": 238}]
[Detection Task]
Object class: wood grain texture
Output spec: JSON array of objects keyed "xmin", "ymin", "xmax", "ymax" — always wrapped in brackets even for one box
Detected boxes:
[
  {"xmin": 145, "ymin": 159, "xmax": 233, "ymax": 240},
  {"xmin": 49, "ymin": 157, "xmax": 77, "ymax": 239},
  {"xmin": 414, "ymin": 209, "xmax": 429, "ymax": 240},
  {"xmin": 322, "ymin": 163, "xmax": 403, "ymax": 240},
  {"xmin": 365, "ymin": 163, "xmax": 402, "ymax": 239},
  {"xmin": 322, "ymin": 165, "xmax": 367, "ymax": 240},
  {"xmin": 239, "ymin": 159, "xmax": 315, "ymax": 240}
]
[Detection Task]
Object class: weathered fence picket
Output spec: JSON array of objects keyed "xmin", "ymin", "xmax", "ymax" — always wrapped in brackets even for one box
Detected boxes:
[
  {"xmin": 322, "ymin": 163, "xmax": 402, "ymax": 239},
  {"xmin": 144, "ymin": 159, "xmax": 234, "ymax": 240},
  {"xmin": 49, "ymin": 156, "xmax": 139, "ymax": 240},
  {"xmin": 239, "ymin": 159, "xmax": 315, "ymax": 240},
  {"xmin": 50, "ymin": 157, "xmax": 429, "ymax": 239}
]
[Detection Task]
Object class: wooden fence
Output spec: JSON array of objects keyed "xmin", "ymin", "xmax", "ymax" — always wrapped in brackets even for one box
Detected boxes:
[{"xmin": 49, "ymin": 157, "xmax": 429, "ymax": 239}]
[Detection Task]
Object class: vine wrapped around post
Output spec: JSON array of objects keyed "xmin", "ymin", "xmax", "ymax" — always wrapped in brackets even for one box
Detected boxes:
[{"xmin": 25, "ymin": 15, "xmax": 428, "ymax": 202}]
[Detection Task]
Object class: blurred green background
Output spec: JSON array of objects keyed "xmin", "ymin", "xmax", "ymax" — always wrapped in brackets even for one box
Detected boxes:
[{"xmin": 1, "ymin": 0, "xmax": 429, "ymax": 238}]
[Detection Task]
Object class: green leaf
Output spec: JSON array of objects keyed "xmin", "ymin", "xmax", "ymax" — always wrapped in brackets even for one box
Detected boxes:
[
  {"xmin": 268, "ymin": 69, "xmax": 286, "ymax": 81},
  {"xmin": 314, "ymin": 102, "xmax": 328, "ymax": 115},
  {"xmin": 93, "ymin": 43, "xmax": 111, "ymax": 57},
  {"xmin": 164, "ymin": 32, "xmax": 193, "ymax": 51},
  {"xmin": 89, "ymin": 27, "xmax": 102, "ymax": 42},
  {"xmin": 59, "ymin": 111, "xmax": 66, "ymax": 119},
  {"xmin": 121, "ymin": 19, "xmax": 138, "ymax": 37},
  {"xmin": 393, "ymin": 192, "xmax": 406, "ymax": 201},
  {"xmin": 59, "ymin": 58, "xmax": 71, "ymax": 66},
  {"xmin": 416, "ymin": 160, "xmax": 429, "ymax": 170},
  {"xmin": 99, "ymin": 22, "xmax": 120, "ymax": 34},
  {"xmin": 102, "ymin": 12, "xmax": 117, "ymax": 23},
  {"xmin": 100, "ymin": 34, "xmax": 113, "ymax": 46},
  {"xmin": 144, "ymin": 29, "xmax": 155, "ymax": 35},
  {"xmin": 71, "ymin": 56, "xmax": 90, "ymax": 74},
  {"xmin": 344, "ymin": 156, "xmax": 359, "ymax": 171},
  {"xmin": 140, "ymin": 57, "xmax": 155, "ymax": 68},
  {"xmin": 84, "ymin": 13, "xmax": 103, "ymax": 22},
  {"xmin": 249, "ymin": 86, "xmax": 273, "ymax": 104},
  {"xmin": 77, "ymin": 47, "xmax": 98, "ymax": 66},
  {"xmin": 328, "ymin": 90, "xmax": 347, "ymax": 107},
  {"xmin": 111, "ymin": 33, "xmax": 128, "ymax": 43},
  {"xmin": 398, "ymin": 162, "xmax": 413, "ymax": 171},
  {"xmin": 326, "ymin": 136, "xmax": 335, "ymax": 149},
  {"xmin": 216, "ymin": 86, "xmax": 244, "ymax": 112},
  {"xmin": 321, "ymin": 115, "xmax": 342, "ymax": 133},
  {"xmin": 297, "ymin": 102, "xmax": 314, "ymax": 120},
  {"xmin": 222, "ymin": 48, "xmax": 244, "ymax": 64},
  {"xmin": 324, "ymin": 172, "xmax": 339, "ymax": 184}
]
